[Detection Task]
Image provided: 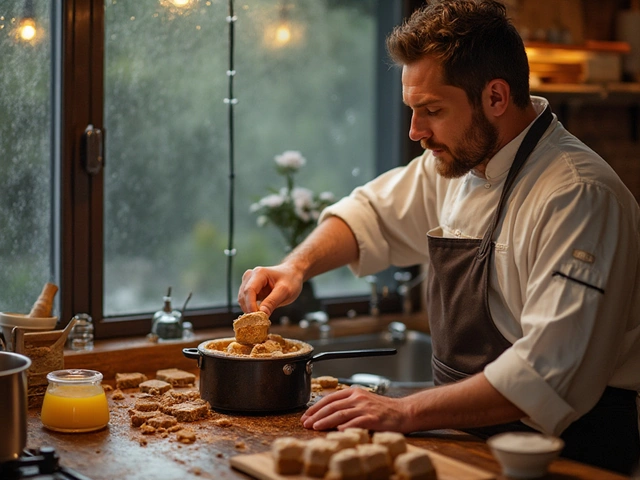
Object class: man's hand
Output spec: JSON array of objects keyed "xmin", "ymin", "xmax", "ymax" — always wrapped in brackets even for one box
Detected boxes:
[
  {"xmin": 301, "ymin": 373, "xmax": 525, "ymax": 433},
  {"xmin": 237, "ymin": 216, "xmax": 359, "ymax": 315},
  {"xmin": 300, "ymin": 387, "xmax": 414, "ymax": 432},
  {"xmin": 238, "ymin": 264, "xmax": 304, "ymax": 316}
]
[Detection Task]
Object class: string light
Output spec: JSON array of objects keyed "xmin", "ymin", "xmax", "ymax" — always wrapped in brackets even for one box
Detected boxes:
[{"xmin": 224, "ymin": 0, "xmax": 238, "ymax": 312}]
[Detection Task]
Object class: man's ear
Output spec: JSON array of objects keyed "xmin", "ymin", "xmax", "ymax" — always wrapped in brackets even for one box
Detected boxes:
[{"xmin": 483, "ymin": 79, "xmax": 510, "ymax": 117}]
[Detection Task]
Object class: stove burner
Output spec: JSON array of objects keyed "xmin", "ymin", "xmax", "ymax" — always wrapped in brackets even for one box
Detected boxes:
[{"xmin": 0, "ymin": 447, "xmax": 92, "ymax": 480}]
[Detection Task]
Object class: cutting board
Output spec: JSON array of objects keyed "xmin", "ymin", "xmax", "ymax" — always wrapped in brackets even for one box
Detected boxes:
[{"xmin": 230, "ymin": 444, "xmax": 495, "ymax": 480}]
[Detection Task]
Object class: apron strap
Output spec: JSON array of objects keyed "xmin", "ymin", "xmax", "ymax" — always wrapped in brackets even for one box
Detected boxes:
[{"xmin": 478, "ymin": 106, "xmax": 553, "ymax": 259}]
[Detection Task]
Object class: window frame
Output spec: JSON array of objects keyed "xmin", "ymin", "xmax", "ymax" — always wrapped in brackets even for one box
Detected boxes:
[{"xmin": 60, "ymin": 0, "xmax": 415, "ymax": 339}]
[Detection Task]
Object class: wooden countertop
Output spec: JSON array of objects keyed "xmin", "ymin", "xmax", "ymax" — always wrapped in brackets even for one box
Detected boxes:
[
  {"xmin": 26, "ymin": 383, "xmax": 627, "ymax": 480},
  {"xmin": 24, "ymin": 316, "xmax": 629, "ymax": 480}
]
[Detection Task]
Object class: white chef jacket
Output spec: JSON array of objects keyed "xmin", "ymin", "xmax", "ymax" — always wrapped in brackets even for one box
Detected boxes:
[{"xmin": 320, "ymin": 97, "xmax": 640, "ymax": 436}]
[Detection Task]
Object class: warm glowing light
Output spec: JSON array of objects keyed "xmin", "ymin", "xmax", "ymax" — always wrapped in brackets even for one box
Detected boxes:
[
  {"xmin": 171, "ymin": 0, "xmax": 191, "ymax": 6},
  {"xmin": 275, "ymin": 24, "xmax": 291, "ymax": 45},
  {"xmin": 19, "ymin": 18, "xmax": 36, "ymax": 41}
]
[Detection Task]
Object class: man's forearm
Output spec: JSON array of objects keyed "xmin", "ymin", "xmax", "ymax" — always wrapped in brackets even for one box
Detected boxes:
[
  {"xmin": 404, "ymin": 373, "xmax": 525, "ymax": 431},
  {"xmin": 285, "ymin": 215, "xmax": 359, "ymax": 281}
]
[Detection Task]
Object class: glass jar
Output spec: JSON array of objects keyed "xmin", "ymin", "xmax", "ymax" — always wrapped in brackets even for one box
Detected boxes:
[
  {"xmin": 67, "ymin": 313, "xmax": 94, "ymax": 351},
  {"xmin": 40, "ymin": 369, "xmax": 109, "ymax": 433}
]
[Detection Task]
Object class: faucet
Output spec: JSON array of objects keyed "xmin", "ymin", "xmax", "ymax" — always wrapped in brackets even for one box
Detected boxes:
[
  {"xmin": 388, "ymin": 321, "xmax": 407, "ymax": 342},
  {"xmin": 394, "ymin": 270, "xmax": 428, "ymax": 315}
]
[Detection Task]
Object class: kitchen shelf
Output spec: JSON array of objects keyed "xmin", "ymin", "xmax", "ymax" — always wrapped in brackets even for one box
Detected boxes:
[{"xmin": 532, "ymin": 82, "xmax": 640, "ymax": 105}]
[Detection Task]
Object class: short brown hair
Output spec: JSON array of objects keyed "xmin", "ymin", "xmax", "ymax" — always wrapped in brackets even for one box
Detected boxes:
[{"xmin": 386, "ymin": 0, "xmax": 530, "ymax": 109}]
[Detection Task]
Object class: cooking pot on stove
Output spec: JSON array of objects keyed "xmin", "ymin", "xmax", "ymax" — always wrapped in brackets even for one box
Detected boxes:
[
  {"xmin": 183, "ymin": 338, "xmax": 396, "ymax": 412},
  {"xmin": 0, "ymin": 352, "xmax": 31, "ymax": 462}
]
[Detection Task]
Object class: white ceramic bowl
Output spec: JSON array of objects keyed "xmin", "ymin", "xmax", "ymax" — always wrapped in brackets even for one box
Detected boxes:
[
  {"xmin": 0, "ymin": 312, "xmax": 58, "ymax": 351},
  {"xmin": 0, "ymin": 312, "xmax": 58, "ymax": 330},
  {"xmin": 488, "ymin": 432, "xmax": 564, "ymax": 479}
]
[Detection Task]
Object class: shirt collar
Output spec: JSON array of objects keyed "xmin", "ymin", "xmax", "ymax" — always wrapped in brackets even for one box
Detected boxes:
[{"xmin": 483, "ymin": 96, "xmax": 552, "ymax": 182}]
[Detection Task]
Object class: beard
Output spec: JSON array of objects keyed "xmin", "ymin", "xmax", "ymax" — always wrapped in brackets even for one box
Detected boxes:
[{"xmin": 423, "ymin": 108, "xmax": 500, "ymax": 179}]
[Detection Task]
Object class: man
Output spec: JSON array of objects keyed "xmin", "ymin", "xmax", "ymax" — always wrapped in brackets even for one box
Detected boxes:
[{"xmin": 238, "ymin": 0, "xmax": 640, "ymax": 474}]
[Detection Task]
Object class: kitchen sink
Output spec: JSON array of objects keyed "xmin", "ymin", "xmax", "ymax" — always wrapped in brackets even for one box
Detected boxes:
[{"xmin": 308, "ymin": 322, "xmax": 434, "ymax": 388}]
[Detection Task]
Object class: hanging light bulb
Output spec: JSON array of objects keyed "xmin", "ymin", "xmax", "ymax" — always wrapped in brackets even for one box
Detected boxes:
[
  {"xmin": 159, "ymin": 0, "xmax": 195, "ymax": 10},
  {"xmin": 267, "ymin": 1, "xmax": 300, "ymax": 48},
  {"xmin": 19, "ymin": 18, "xmax": 36, "ymax": 41},
  {"xmin": 18, "ymin": 0, "xmax": 36, "ymax": 42},
  {"xmin": 274, "ymin": 22, "xmax": 291, "ymax": 45}
]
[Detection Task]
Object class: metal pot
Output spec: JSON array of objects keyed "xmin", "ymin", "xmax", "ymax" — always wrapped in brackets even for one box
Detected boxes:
[
  {"xmin": 0, "ymin": 352, "xmax": 31, "ymax": 462},
  {"xmin": 183, "ymin": 338, "xmax": 396, "ymax": 412}
]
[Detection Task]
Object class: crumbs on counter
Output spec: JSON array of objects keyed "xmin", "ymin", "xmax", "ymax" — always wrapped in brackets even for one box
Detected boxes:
[
  {"xmin": 102, "ymin": 384, "xmax": 113, "ymax": 392},
  {"xmin": 212, "ymin": 418, "xmax": 233, "ymax": 428},
  {"xmin": 235, "ymin": 441, "xmax": 246, "ymax": 450},
  {"xmin": 117, "ymin": 375, "xmax": 212, "ymax": 446},
  {"xmin": 111, "ymin": 389, "xmax": 125, "ymax": 400},
  {"xmin": 177, "ymin": 429, "xmax": 197, "ymax": 444}
]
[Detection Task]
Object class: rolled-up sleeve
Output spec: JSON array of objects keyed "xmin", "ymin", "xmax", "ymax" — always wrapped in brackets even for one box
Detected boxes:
[{"xmin": 319, "ymin": 155, "xmax": 438, "ymax": 277}]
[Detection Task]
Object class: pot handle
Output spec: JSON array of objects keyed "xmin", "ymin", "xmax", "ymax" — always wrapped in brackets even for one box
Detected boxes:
[
  {"xmin": 306, "ymin": 348, "xmax": 396, "ymax": 374},
  {"xmin": 182, "ymin": 347, "xmax": 204, "ymax": 369},
  {"xmin": 183, "ymin": 347, "xmax": 200, "ymax": 360}
]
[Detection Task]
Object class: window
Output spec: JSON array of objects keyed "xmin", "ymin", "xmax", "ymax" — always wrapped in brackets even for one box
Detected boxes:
[
  {"xmin": 0, "ymin": 1, "xmax": 55, "ymax": 312},
  {"xmin": 1, "ymin": 0, "xmax": 406, "ymax": 339}
]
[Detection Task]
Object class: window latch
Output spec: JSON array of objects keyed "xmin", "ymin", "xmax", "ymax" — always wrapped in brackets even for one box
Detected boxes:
[{"xmin": 82, "ymin": 124, "xmax": 103, "ymax": 175}]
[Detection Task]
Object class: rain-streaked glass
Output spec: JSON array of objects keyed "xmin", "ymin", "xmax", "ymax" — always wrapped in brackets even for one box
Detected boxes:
[
  {"xmin": 104, "ymin": 0, "xmax": 376, "ymax": 315},
  {"xmin": 0, "ymin": 3, "xmax": 53, "ymax": 312}
]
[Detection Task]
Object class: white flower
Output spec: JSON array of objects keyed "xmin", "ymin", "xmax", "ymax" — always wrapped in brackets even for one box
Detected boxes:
[
  {"xmin": 250, "ymin": 150, "xmax": 336, "ymax": 249},
  {"xmin": 291, "ymin": 187, "xmax": 314, "ymax": 208},
  {"xmin": 259, "ymin": 193, "xmax": 286, "ymax": 208},
  {"xmin": 275, "ymin": 150, "xmax": 306, "ymax": 170}
]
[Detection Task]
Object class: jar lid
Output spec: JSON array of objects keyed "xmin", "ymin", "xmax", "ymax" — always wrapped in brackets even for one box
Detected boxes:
[{"xmin": 46, "ymin": 369, "xmax": 103, "ymax": 384}]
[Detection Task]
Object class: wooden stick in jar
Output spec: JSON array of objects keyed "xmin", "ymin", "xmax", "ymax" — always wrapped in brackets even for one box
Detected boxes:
[{"xmin": 28, "ymin": 282, "xmax": 58, "ymax": 318}]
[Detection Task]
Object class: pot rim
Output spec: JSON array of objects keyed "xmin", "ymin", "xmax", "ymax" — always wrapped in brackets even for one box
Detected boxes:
[{"xmin": 196, "ymin": 337, "xmax": 314, "ymax": 361}]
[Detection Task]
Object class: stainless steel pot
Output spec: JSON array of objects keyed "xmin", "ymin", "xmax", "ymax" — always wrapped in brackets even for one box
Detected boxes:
[
  {"xmin": 0, "ymin": 352, "xmax": 31, "ymax": 462},
  {"xmin": 183, "ymin": 338, "xmax": 396, "ymax": 412}
]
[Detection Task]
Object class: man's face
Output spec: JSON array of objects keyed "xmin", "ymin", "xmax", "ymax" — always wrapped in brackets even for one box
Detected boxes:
[{"xmin": 402, "ymin": 56, "xmax": 499, "ymax": 178}]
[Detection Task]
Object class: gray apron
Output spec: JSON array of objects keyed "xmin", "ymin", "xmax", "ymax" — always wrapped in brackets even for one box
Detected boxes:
[{"xmin": 425, "ymin": 106, "xmax": 639, "ymax": 475}]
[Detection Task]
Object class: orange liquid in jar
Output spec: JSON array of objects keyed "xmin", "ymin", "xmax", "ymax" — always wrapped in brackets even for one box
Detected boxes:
[{"xmin": 41, "ymin": 384, "xmax": 110, "ymax": 432}]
